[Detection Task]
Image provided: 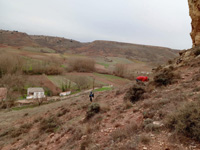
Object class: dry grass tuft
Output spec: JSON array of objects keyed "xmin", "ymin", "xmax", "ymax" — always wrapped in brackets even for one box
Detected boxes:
[
  {"xmin": 0, "ymin": 123, "xmax": 33, "ymax": 138},
  {"xmin": 56, "ymin": 108, "xmax": 70, "ymax": 117},
  {"xmin": 110, "ymin": 121, "xmax": 139, "ymax": 142}
]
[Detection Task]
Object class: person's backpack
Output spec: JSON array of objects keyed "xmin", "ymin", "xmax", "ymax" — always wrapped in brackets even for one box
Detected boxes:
[{"xmin": 89, "ymin": 92, "xmax": 94, "ymax": 97}]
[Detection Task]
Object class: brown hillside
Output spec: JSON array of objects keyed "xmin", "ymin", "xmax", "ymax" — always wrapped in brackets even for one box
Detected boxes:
[
  {"xmin": 0, "ymin": 47, "xmax": 200, "ymax": 150},
  {"xmin": 72, "ymin": 40, "xmax": 178, "ymax": 64},
  {"xmin": 0, "ymin": 30, "xmax": 37, "ymax": 47},
  {"xmin": 0, "ymin": 30, "xmax": 178, "ymax": 64},
  {"xmin": 30, "ymin": 35, "xmax": 83, "ymax": 53}
]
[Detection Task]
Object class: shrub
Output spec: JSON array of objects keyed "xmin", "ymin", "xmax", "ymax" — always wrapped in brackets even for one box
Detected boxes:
[
  {"xmin": 110, "ymin": 128, "xmax": 127, "ymax": 142},
  {"xmin": 99, "ymin": 103, "xmax": 110, "ymax": 113},
  {"xmin": 57, "ymin": 108, "xmax": 70, "ymax": 117},
  {"xmin": 86, "ymin": 103, "xmax": 100, "ymax": 120},
  {"xmin": 80, "ymin": 136, "xmax": 92, "ymax": 150},
  {"xmin": 166, "ymin": 100, "xmax": 200, "ymax": 141},
  {"xmin": 113, "ymin": 64, "xmax": 134, "ymax": 79},
  {"xmin": 67, "ymin": 57, "xmax": 95, "ymax": 72},
  {"xmin": 74, "ymin": 76, "xmax": 90, "ymax": 90},
  {"xmin": 143, "ymin": 118, "xmax": 153, "ymax": 126},
  {"xmin": 114, "ymin": 64, "xmax": 126, "ymax": 77},
  {"xmin": 124, "ymin": 84, "xmax": 145, "ymax": 103},
  {"xmin": 109, "ymin": 137, "xmax": 139, "ymax": 150},
  {"xmin": 0, "ymin": 123, "xmax": 33, "ymax": 138},
  {"xmin": 0, "ymin": 74, "xmax": 26, "ymax": 101},
  {"xmin": 144, "ymin": 123, "xmax": 160, "ymax": 132},
  {"xmin": 110, "ymin": 121, "xmax": 139, "ymax": 142},
  {"xmin": 140, "ymin": 134, "xmax": 151, "ymax": 145},
  {"xmin": 123, "ymin": 101, "xmax": 133, "ymax": 110},
  {"xmin": 193, "ymin": 74, "xmax": 200, "ymax": 81},
  {"xmin": 194, "ymin": 47, "xmax": 200, "ymax": 56},
  {"xmin": 89, "ymin": 114, "xmax": 103, "ymax": 124},
  {"xmin": 24, "ymin": 62, "xmax": 63, "ymax": 75},
  {"xmin": 39, "ymin": 116, "xmax": 61, "ymax": 133},
  {"xmin": 143, "ymin": 110, "xmax": 156, "ymax": 119},
  {"xmin": 153, "ymin": 68, "xmax": 179, "ymax": 86},
  {"xmin": 0, "ymin": 54, "xmax": 23, "ymax": 77}
]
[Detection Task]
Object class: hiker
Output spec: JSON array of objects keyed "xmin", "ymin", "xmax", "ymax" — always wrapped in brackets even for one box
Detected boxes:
[
  {"xmin": 136, "ymin": 76, "xmax": 149, "ymax": 82},
  {"xmin": 89, "ymin": 91, "xmax": 94, "ymax": 102}
]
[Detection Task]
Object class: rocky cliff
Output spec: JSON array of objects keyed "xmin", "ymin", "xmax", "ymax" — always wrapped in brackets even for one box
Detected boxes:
[{"xmin": 188, "ymin": 0, "xmax": 200, "ymax": 47}]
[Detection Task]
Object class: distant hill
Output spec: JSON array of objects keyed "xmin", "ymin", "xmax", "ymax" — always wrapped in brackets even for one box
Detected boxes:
[
  {"xmin": 0, "ymin": 30, "xmax": 37, "ymax": 47},
  {"xmin": 0, "ymin": 29, "xmax": 178, "ymax": 64},
  {"xmin": 72, "ymin": 40, "xmax": 178, "ymax": 64},
  {"xmin": 30, "ymin": 35, "xmax": 83, "ymax": 53}
]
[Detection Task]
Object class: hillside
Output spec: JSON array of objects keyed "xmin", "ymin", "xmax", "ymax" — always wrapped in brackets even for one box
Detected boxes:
[
  {"xmin": 0, "ymin": 30, "xmax": 37, "ymax": 47},
  {"xmin": 0, "ymin": 46, "xmax": 200, "ymax": 150},
  {"xmin": 72, "ymin": 40, "xmax": 178, "ymax": 64},
  {"xmin": 0, "ymin": 29, "xmax": 178, "ymax": 64},
  {"xmin": 30, "ymin": 35, "xmax": 83, "ymax": 53}
]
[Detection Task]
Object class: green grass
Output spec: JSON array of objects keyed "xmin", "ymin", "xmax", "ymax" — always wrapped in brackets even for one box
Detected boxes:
[
  {"xmin": 70, "ymin": 90, "xmax": 81, "ymax": 95},
  {"xmin": 12, "ymin": 100, "xmax": 60, "ymax": 111},
  {"xmin": 94, "ymin": 87, "xmax": 113, "ymax": 92},
  {"xmin": 94, "ymin": 73, "xmax": 126, "ymax": 80},
  {"xmin": 12, "ymin": 104, "xmax": 39, "ymax": 111},
  {"xmin": 96, "ymin": 62, "xmax": 109, "ymax": 68}
]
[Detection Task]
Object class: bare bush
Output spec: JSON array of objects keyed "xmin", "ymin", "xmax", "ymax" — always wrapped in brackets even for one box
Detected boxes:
[
  {"xmin": 0, "ymin": 54, "xmax": 23, "ymax": 77},
  {"xmin": 114, "ymin": 64, "xmax": 126, "ymax": 77},
  {"xmin": 140, "ymin": 134, "xmax": 151, "ymax": 145},
  {"xmin": 166, "ymin": 100, "xmax": 200, "ymax": 141},
  {"xmin": 194, "ymin": 46, "xmax": 200, "ymax": 56},
  {"xmin": 0, "ymin": 74, "xmax": 26, "ymax": 101},
  {"xmin": 110, "ymin": 121, "xmax": 139, "ymax": 142},
  {"xmin": 39, "ymin": 116, "xmax": 61, "ymax": 133},
  {"xmin": 74, "ymin": 76, "xmax": 90, "ymax": 90},
  {"xmin": 114, "ymin": 64, "xmax": 134, "ymax": 79},
  {"xmin": 85, "ymin": 103, "xmax": 100, "ymax": 120},
  {"xmin": 153, "ymin": 67, "xmax": 180, "ymax": 86},
  {"xmin": 24, "ymin": 61, "xmax": 63, "ymax": 75},
  {"xmin": 67, "ymin": 57, "xmax": 95, "ymax": 72}
]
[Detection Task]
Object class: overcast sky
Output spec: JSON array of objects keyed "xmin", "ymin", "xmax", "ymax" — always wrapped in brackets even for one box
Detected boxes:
[{"xmin": 0, "ymin": 0, "xmax": 191, "ymax": 49}]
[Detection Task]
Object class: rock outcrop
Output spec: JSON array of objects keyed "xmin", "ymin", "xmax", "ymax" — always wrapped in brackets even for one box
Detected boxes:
[{"xmin": 188, "ymin": 0, "xmax": 200, "ymax": 47}]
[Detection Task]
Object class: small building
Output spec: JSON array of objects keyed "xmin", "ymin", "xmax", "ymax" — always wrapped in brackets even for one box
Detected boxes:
[
  {"xmin": 59, "ymin": 91, "xmax": 71, "ymax": 97},
  {"xmin": 0, "ymin": 88, "xmax": 7, "ymax": 101},
  {"xmin": 27, "ymin": 88, "xmax": 45, "ymax": 100}
]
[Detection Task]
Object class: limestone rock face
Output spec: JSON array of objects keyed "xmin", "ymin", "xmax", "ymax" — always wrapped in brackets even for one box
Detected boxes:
[{"xmin": 188, "ymin": 0, "xmax": 200, "ymax": 47}]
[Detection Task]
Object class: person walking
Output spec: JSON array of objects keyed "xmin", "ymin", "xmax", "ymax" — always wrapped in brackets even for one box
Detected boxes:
[{"xmin": 89, "ymin": 91, "xmax": 94, "ymax": 102}]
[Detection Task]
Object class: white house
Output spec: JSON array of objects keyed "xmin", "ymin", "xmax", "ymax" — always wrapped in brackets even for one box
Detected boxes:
[{"xmin": 26, "ymin": 88, "xmax": 45, "ymax": 100}]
